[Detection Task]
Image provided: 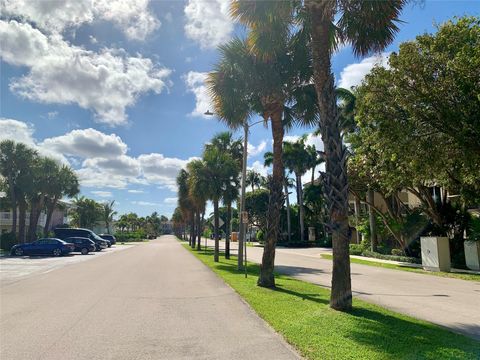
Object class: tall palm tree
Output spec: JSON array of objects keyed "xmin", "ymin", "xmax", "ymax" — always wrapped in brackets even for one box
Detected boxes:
[
  {"xmin": 305, "ymin": 0, "xmax": 406, "ymax": 310},
  {"xmin": 246, "ymin": 170, "xmax": 262, "ymax": 193},
  {"xmin": 44, "ymin": 165, "xmax": 79, "ymax": 236},
  {"xmin": 102, "ymin": 200, "xmax": 117, "ymax": 234},
  {"xmin": 202, "ymin": 145, "xmax": 237, "ymax": 262},
  {"xmin": 187, "ymin": 159, "xmax": 209, "ymax": 251},
  {"xmin": 177, "ymin": 169, "xmax": 195, "ymax": 247}
]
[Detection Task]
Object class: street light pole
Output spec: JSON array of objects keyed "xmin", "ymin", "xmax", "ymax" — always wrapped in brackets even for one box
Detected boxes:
[{"xmin": 237, "ymin": 121, "xmax": 248, "ymax": 270}]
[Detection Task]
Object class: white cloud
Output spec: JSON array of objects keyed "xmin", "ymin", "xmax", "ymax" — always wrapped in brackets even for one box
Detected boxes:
[
  {"xmin": 164, "ymin": 197, "xmax": 178, "ymax": 204},
  {"xmin": 248, "ymin": 160, "xmax": 269, "ymax": 177},
  {"xmin": 128, "ymin": 189, "xmax": 145, "ymax": 194},
  {"xmin": 47, "ymin": 111, "xmax": 58, "ymax": 120},
  {"xmin": 248, "ymin": 140, "xmax": 267, "ymax": 158},
  {"xmin": 131, "ymin": 201, "xmax": 160, "ymax": 206},
  {"xmin": 338, "ymin": 52, "xmax": 390, "ymax": 90},
  {"xmin": 1, "ymin": 0, "xmax": 160, "ymax": 41},
  {"xmin": 40, "ymin": 128, "xmax": 128, "ymax": 159},
  {"xmin": 184, "ymin": 0, "xmax": 233, "ymax": 49},
  {"xmin": 0, "ymin": 20, "xmax": 171, "ymax": 126},
  {"xmin": 91, "ymin": 190, "xmax": 113, "ymax": 197},
  {"xmin": 83, "ymin": 155, "xmax": 141, "ymax": 177},
  {"xmin": 183, "ymin": 71, "xmax": 212, "ymax": 118}
]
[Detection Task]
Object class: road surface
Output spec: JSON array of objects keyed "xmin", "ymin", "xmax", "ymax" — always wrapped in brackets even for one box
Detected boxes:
[
  {"xmin": 0, "ymin": 236, "xmax": 299, "ymax": 360},
  {"xmin": 205, "ymin": 238, "xmax": 480, "ymax": 340}
]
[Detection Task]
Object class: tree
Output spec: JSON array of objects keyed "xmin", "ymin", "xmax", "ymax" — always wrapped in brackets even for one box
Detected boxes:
[
  {"xmin": 70, "ymin": 197, "xmax": 102, "ymax": 229},
  {"xmin": 187, "ymin": 159, "xmax": 209, "ymax": 251},
  {"xmin": 101, "ymin": 200, "xmax": 117, "ymax": 234},
  {"xmin": 246, "ymin": 170, "xmax": 262, "ymax": 193},
  {"xmin": 245, "ymin": 189, "xmax": 269, "ymax": 234},
  {"xmin": 177, "ymin": 169, "xmax": 195, "ymax": 247},
  {"xmin": 44, "ymin": 165, "xmax": 79, "ymax": 236},
  {"xmin": 305, "ymin": 0, "xmax": 406, "ymax": 310},
  {"xmin": 202, "ymin": 145, "xmax": 237, "ymax": 262}
]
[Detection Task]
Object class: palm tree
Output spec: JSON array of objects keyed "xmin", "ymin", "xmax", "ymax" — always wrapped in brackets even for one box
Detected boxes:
[
  {"xmin": 283, "ymin": 137, "xmax": 312, "ymax": 243},
  {"xmin": 187, "ymin": 159, "xmax": 209, "ymax": 251},
  {"xmin": 305, "ymin": 0, "xmax": 406, "ymax": 310},
  {"xmin": 101, "ymin": 200, "xmax": 117, "ymax": 234},
  {"xmin": 246, "ymin": 170, "xmax": 262, "ymax": 193},
  {"xmin": 202, "ymin": 145, "xmax": 237, "ymax": 262},
  {"xmin": 177, "ymin": 169, "xmax": 195, "ymax": 247},
  {"xmin": 70, "ymin": 197, "xmax": 102, "ymax": 229},
  {"xmin": 44, "ymin": 165, "xmax": 79, "ymax": 236}
]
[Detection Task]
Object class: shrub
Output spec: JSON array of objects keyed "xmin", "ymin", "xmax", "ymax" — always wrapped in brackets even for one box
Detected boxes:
[
  {"xmin": 349, "ymin": 244, "xmax": 364, "ymax": 255},
  {"xmin": 391, "ymin": 248, "xmax": 405, "ymax": 256},
  {"xmin": 362, "ymin": 250, "xmax": 421, "ymax": 264},
  {"xmin": 0, "ymin": 232, "xmax": 17, "ymax": 251},
  {"xmin": 256, "ymin": 230, "xmax": 264, "ymax": 242}
]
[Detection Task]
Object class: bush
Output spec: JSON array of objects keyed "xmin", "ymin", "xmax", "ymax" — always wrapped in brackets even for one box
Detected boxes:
[
  {"xmin": 114, "ymin": 231, "xmax": 147, "ymax": 242},
  {"xmin": 349, "ymin": 244, "xmax": 364, "ymax": 255},
  {"xmin": 362, "ymin": 250, "xmax": 421, "ymax": 264},
  {"xmin": 0, "ymin": 232, "xmax": 17, "ymax": 251},
  {"xmin": 256, "ymin": 230, "xmax": 264, "ymax": 242},
  {"xmin": 391, "ymin": 248, "xmax": 405, "ymax": 256}
]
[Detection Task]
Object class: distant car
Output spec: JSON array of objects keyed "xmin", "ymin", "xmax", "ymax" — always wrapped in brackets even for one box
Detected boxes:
[
  {"xmin": 54, "ymin": 228, "xmax": 109, "ymax": 251},
  {"xmin": 99, "ymin": 234, "xmax": 116, "ymax": 246},
  {"xmin": 10, "ymin": 238, "xmax": 74, "ymax": 257},
  {"xmin": 63, "ymin": 237, "xmax": 96, "ymax": 255}
]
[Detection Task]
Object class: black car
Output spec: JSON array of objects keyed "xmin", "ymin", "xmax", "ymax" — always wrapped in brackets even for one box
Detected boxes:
[
  {"xmin": 54, "ymin": 228, "xmax": 109, "ymax": 251},
  {"xmin": 10, "ymin": 238, "xmax": 74, "ymax": 257},
  {"xmin": 99, "ymin": 234, "xmax": 116, "ymax": 246},
  {"xmin": 64, "ymin": 237, "xmax": 96, "ymax": 255}
]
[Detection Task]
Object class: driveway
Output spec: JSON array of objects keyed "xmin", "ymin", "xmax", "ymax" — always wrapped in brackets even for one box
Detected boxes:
[
  {"xmin": 205, "ymin": 238, "xmax": 480, "ymax": 340},
  {"xmin": 0, "ymin": 236, "xmax": 298, "ymax": 360}
]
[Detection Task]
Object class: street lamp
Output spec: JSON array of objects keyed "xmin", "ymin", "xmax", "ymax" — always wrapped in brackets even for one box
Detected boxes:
[{"xmin": 204, "ymin": 110, "xmax": 263, "ymax": 273}]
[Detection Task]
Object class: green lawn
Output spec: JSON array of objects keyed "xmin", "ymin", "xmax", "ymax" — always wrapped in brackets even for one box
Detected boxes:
[
  {"xmin": 321, "ymin": 254, "xmax": 480, "ymax": 282},
  {"xmin": 182, "ymin": 242, "xmax": 479, "ymax": 360}
]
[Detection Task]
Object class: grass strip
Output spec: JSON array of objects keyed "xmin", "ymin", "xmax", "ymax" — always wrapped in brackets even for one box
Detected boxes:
[
  {"xmin": 182, "ymin": 242, "xmax": 479, "ymax": 360},
  {"xmin": 321, "ymin": 254, "xmax": 480, "ymax": 282}
]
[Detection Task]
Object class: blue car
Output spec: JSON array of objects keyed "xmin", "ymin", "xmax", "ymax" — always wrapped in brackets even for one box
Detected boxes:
[{"xmin": 10, "ymin": 238, "xmax": 75, "ymax": 257}]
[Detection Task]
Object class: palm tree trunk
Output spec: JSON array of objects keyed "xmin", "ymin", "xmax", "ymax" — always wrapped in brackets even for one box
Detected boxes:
[
  {"xmin": 308, "ymin": 1, "xmax": 352, "ymax": 311},
  {"xmin": 311, "ymin": 165, "xmax": 315, "ymax": 184},
  {"xmin": 284, "ymin": 179, "xmax": 291, "ymax": 243},
  {"xmin": 213, "ymin": 199, "xmax": 220, "ymax": 262},
  {"xmin": 258, "ymin": 106, "xmax": 284, "ymax": 288},
  {"xmin": 197, "ymin": 211, "xmax": 203, "ymax": 251},
  {"xmin": 27, "ymin": 199, "xmax": 43, "ymax": 242},
  {"xmin": 8, "ymin": 175, "xmax": 17, "ymax": 236},
  {"xmin": 225, "ymin": 202, "xmax": 231, "ymax": 259},
  {"xmin": 44, "ymin": 197, "xmax": 58, "ymax": 237},
  {"xmin": 191, "ymin": 211, "xmax": 196, "ymax": 249},
  {"xmin": 354, "ymin": 197, "xmax": 361, "ymax": 244},
  {"xmin": 18, "ymin": 198, "xmax": 27, "ymax": 243},
  {"xmin": 297, "ymin": 173, "xmax": 305, "ymax": 242}
]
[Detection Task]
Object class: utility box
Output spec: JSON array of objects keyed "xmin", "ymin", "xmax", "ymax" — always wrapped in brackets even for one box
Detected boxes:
[
  {"xmin": 308, "ymin": 227, "xmax": 316, "ymax": 242},
  {"xmin": 421, "ymin": 237, "xmax": 451, "ymax": 272}
]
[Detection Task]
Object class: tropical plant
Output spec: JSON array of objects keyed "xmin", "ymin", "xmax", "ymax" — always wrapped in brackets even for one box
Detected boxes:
[
  {"xmin": 246, "ymin": 170, "xmax": 263, "ymax": 193},
  {"xmin": 187, "ymin": 159, "xmax": 209, "ymax": 251},
  {"xmin": 70, "ymin": 196, "xmax": 102, "ymax": 229},
  {"xmin": 101, "ymin": 200, "xmax": 117, "ymax": 234},
  {"xmin": 177, "ymin": 169, "xmax": 195, "ymax": 247},
  {"xmin": 304, "ymin": 0, "xmax": 407, "ymax": 310}
]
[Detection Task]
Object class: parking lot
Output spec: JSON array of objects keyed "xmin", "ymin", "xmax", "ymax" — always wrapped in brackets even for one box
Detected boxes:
[{"xmin": 0, "ymin": 245, "xmax": 133, "ymax": 286}]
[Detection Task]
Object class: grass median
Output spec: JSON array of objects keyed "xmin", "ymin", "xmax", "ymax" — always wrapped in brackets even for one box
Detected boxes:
[
  {"xmin": 321, "ymin": 254, "xmax": 480, "ymax": 282},
  {"xmin": 182, "ymin": 241, "xmax": 479, "ymax": 360}
]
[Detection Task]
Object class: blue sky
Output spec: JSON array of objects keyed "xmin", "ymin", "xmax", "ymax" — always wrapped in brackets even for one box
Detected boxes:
[{"xmin": 1, "ymin": 0, "xmax": 478, "ymax": 218}]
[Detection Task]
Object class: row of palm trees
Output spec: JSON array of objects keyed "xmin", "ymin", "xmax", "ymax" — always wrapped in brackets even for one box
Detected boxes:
[
  {"xmin": 0, "ymin": 140, "xmax": 80, "ymax": 243},
  {"xmin": 116, "ymin": 211, "xmax": 167, "ymax": 235},
  {"xmin": 176, "ymin": 132, "xmax": 242, "ymax": 261},
  {"xmin": 205, "ymin": 0, "xmax": 406, "ymax": 310}
]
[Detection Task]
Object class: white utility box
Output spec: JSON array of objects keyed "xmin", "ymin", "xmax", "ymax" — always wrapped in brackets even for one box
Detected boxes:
[
  {"xmin": 421, "ymin": 237, "xmax": 451, "ymax": 272},
  {"xmin": 464, "ymin": 241, "xmax": 480, "ymax": 271}
]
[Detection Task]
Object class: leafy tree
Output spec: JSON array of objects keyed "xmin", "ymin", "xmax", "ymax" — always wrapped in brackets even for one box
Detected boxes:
[
  {"xmin": 245, "ymin": 189, "xmax": 269, "ymax": 234},
  {"xmin": 101, "ymin": 200, "xmax": 117, "ymax": 234},
  {"xmin": 70, "ymin": 197, "xmax": 102, "ymax": 229}
]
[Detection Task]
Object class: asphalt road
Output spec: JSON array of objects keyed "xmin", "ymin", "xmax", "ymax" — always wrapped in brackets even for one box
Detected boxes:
[
  {"xmin": 205, "ymin": 238, "xmax": 480, "ymax": 340},
  {"xmin": 0, "ymin": 236, "xmax": 299, "ymax": 360}
]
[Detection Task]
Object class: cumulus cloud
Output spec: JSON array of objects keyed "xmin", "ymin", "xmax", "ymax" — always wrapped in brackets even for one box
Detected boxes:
[
  {"xmin": 1, "ymin": 0, "xmax": 160, "ymax": 41},
  {"xmin": 0, "ymin": 20, "xmax": 171, "ymax": 126},
  {"xmin": 184, "ymin": 0, "xmax": 233, "ymax": 49},
  {"xmin": 131, "ymin": 201, "xmax": 160, "ymax": 206},
  {"xmin": 248, "ymin": 140, "xmax": 267, "ymax": 158},
  {"xmin": 127, "ymin": 189, "xmax": 145, "ymax": 194},
  {"xmin": 91, "ymin": 190, "xmax": 113, "ymax": 198},
  {"xmin": 338, "ymin": 52, "xmax": 390, "ymax": 90},
  {"xmin": 183, "ymin": 71, "xmax": 212, "ymax": 118},
  {"xmin": 164, "ymin": 197, "xmax": 178, "ymax": 204},
  {"xmin": 248, "ymin": 160, "xmax": 269, "ymax": 177}
]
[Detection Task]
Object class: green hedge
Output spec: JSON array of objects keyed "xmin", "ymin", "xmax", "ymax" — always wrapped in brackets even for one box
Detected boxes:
[
  {"xmin": 0, "ymin": 232, "xmax": 16, "ymax": 251},
  {"xmin": 349, "ymin": 244, "xmax": 364, "ymax": 255},
  {"xmin": 114, "ymin": 231, "xmax": 146, "ymax": 242},
  {"xmin": 362, "ymin": 250, "xmax": 421, "ymax": 264}
]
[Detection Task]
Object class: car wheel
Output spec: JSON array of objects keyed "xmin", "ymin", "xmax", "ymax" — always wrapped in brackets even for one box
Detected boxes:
[
  {"xmin": 108, "ymin": 243, "xmax": 111, "ymax": 248},
  {"xmin": 14, "ymin": 248, "xmax": 24, "ymax": 256},
  {"xmin": 53, "ymin": 248, "xmax": 62, "ymax": 257},
  {"xmin": 81, "ymin": 248, "xmax": 89, "ymax": 255}
]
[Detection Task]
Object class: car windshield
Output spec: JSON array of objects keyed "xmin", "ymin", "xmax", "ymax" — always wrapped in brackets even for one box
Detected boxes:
[{"xmin": 92, "ymin": 233, "xmax": 104, "ymax": 241}]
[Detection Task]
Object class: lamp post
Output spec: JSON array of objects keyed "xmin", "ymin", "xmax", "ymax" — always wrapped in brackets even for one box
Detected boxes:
[{"xmin": 204, "ymin": 111, "xmax": 263, "ymax": 271}]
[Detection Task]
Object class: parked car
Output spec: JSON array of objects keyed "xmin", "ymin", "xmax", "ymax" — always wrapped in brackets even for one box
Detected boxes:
[
  {"xmin": 54, "ymin": 228, "xmax": 109, "ymax": 251},
  {"xmin": 63, "ymin": 237, "xmax": 96, "ymax": 255},
  {"xmin": 99, "ymin": 234, "xmax": 116, "ymax": 246},
  {"xmin": 10, "ymin": 238, "xmax": 74, "ymax": 257}
]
